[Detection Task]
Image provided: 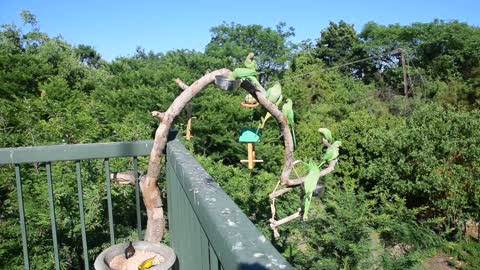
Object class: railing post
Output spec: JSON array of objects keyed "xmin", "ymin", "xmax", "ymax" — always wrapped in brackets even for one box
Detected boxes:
[
  {"xmin": 15, "ymin": 164, "xmax": 30, "ymax": 270},
  {"xmin": 133, "ymin": 157, "xmax": 142, "ymax": 240},
  {"xmin": 76, "ymin": 161, "xmax": 89, "ymax": 270},
  {"xmin": 104, "ymin": 159, "xmax": 115, "ymax": 245},
  {"xmin": 46, "ymin": 163, "xmax": 60, "ymax": 270}
]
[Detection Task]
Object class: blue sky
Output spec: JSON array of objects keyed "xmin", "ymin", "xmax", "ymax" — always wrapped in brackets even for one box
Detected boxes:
[{"xmin": 1, "ymin": 0, "xmax": 478, "ymax": 61}]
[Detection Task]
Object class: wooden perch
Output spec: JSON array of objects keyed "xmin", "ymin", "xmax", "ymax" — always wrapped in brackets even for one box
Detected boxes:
[
  {"xmin": 143, "ymin": 69, "xmax": 338, "ymax": 242},
  {"xmin": 151, "ymin": 111, "xmax": 165, "ymax": 120},
  {"xmin": 175, "ymin": 79, "xmax": 195, "ymax": 140},
  {"xmin": 269, "ymin": 209, "xmax": 302, "ymax": 238},
  {"xmin": 143, "ymin": 69, "xmax": 231, "ymax": 243},
  {"xmin": 270, "ymin": 208, "xmax": 302, "ymax": 227},
  {"xmin": 269, "ymin": 187, "xmax": 293, "ymax": 199},
  {"xmin": 111, "ymin": 171, "xmax": 143, "ymax": 185},
  {"xmin": 174, "ymin": 78, "xmax": 189, "ymax": 90}
]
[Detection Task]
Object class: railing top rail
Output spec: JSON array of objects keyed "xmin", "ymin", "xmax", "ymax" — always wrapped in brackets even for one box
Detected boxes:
[
  {"xmin": 167, "ymin": 139, "xmax": 292, "ymax": 269},
  {"xmin": 0, "ymin": 140, "xmax": 154, "ymax": 165}
]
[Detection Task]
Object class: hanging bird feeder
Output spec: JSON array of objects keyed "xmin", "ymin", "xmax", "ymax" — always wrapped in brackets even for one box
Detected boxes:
[
  {"xmin": 241, "ymin": 94, "xmax": 260, "ymax": 108},
  {"xmin": 239, "ymin": 128, "xmax": 263, "ymax": 169}
]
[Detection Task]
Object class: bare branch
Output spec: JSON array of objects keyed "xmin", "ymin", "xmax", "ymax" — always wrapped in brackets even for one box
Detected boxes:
[
  {"xmin": 174, "ymin": 78, "xmax": 189, "ymax": 90},
  {"xmin": 283, "ymin": 177, "xmax": 306, "ymax": 187},
  {"xmin": 270, "ymin": 208, "xmax": 302, "ymax": 228},
  {"xmin": 269, "ymin": 187, "xmax": 293, "ymax": 199},
  {"xmin": 283, "ymin": 159, "xmax": 338, "ymax": 186},
  {"xmin": 143, "ymin": 69, "xmax": 231, "ymax": 242},
  {"xmin": 151, "ymin": 111, "xmax": 165, "ymax": 120},
  {"xmin": 322, "ymin": 138, "xmax": 331, "ymax": 147},
  {"xmin": 111, "ymin": 171, "xmax": 142, "ymax": 185},
  {"xmin": 319, "ymin": 159, "xmax": 338, "ymax": 177}
]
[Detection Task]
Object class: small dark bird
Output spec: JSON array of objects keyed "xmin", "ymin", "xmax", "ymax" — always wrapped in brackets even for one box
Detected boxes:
[{"xmin": 125, "ymin": 241, "xmax": 135, "ymax": 259}]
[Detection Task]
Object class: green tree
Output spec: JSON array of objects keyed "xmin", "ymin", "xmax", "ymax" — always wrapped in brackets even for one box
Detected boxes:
[
  {"xmin": 205, "ymin": 22, "xmax": 295, "ymax": 82},
  {"xmin": 315, "ymin": 21, "xmax": 377, "ymax": 80},
  {"xmin": 360, "ymin": 20, "xmax": 480, "ymax": 102},
  {"xmin": 75, "ymin": 44, "xmax": 102, "ymax": 68}
]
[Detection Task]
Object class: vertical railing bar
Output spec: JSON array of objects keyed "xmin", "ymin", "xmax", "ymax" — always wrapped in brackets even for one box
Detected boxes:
[
  {"xmin": 104, "ymin": 159, "xmax": 115, "ymax": 245},
  {"xmin": 15, "ymin": 164, "xmax": 30, "ymax": 270},
  {"xmin": 76, "ymin": 161, "xmax": 89, "ymax": 270},
  {"xmin": 133, "ymin": 156, "xmax": 142, "ymax": 239},
  {"xmin": 46, "ymin": 163, "xmax": 60, "ymax": 270}
]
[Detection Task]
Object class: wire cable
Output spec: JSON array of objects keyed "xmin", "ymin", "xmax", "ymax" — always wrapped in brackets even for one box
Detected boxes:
[{"xmin": 265, "ymin": 48, "xmax": 402, "ymax": 87}]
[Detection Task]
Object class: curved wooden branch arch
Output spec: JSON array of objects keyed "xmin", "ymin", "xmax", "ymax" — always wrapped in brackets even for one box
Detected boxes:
[{"xmin": 141, "ymin": 68, "xmax": 325, "ymax": 242}]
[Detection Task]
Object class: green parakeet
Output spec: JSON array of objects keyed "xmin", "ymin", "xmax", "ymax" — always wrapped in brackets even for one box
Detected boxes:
[
  {"xmin": 266, "ymin": 81, "xmax": 283, "ymax": 106},
  {"xmin": 303, "ymin": 160, "xmax": 321, "ymax": 220},
  {"xmin": 318, "ymin": 128, "xmax": 333, "ymax": 143},
  {"xmin": 244, "ymin": 52, "xmax": 257, "ymax": 71},
  {"xmin": 259, "ymin": 82, "xmax": 283, "ymax": 128},
  {"xmin": 227, "ymin": 68, "xmax": 257, "ymax": 80},
  {"xmin": 282, "ymin": 99, "xmax": 297, "ymax": 147},
  {"xmin": 228, "ymin": 68, "xmax": 265, "ymax": 92},
  {"xmin": 320, "ymin": 140, "xmax": 342, "ymax": 166}
]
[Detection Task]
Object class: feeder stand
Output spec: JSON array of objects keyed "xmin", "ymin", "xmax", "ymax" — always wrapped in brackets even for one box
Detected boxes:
[
  {"xmin": 239, "ymin": 128, "xmax": 263, "ymax": 169},
  {"xmin": 184, "ymin": 115, "xmax": 197, "ymax": 140}
]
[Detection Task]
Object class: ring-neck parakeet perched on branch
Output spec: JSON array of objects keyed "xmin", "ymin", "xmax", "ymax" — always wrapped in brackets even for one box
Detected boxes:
[
  {"xmin": 228, "ymin": 68, "xmax": 265, "ymax": 92},
  {"xmin": 303, "ymin": 160, "xmax": 321, "ymax": 220},
  {"xmin": 266, "ymin": 81, "xmax": 283, "ymax": 106},
  {"xmin": 319, "ymin": 140, "xmax": 342, "ymax": 167},
  {"xmin": 282, "ymin": 99, "xmax": 297, "ymax": 147},
  {"xmin": 318, "ymin": 128, "xmax": 333, "ymax": 143},
  {"xmin": 244, "ymin": 52, "xmax": 257, "ymax": 71},
  {"xmin": 259, "ymin": 82, "xmax": 283, "ymax": 129}
]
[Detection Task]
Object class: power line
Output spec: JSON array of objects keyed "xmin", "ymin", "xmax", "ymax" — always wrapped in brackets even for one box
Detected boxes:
[
  {"xmin": 265, "ymin": 48, "xmax": 402, "ymax": 87},
  {"xmin": 406, "ymin": 52, "xmax": 429, "ymax": 99}
]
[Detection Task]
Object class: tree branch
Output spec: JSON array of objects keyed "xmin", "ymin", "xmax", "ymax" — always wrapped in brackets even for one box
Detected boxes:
[
  {"xmin": 270, "ymin": 208, "xmax": 302, "ymax": 239},
  {"xmin": 111, "ymin": 171, "xmax": 143, "ymax": 185},
  {"xmin": 282, "ymin": 159, "xmax": 338, "ymax": 186},
  {"xmin": 270, "ymin": 208, "xmax": 302, "ymax": 228},
  {"xmin": 151, "ymin": 111, "xmax": 165, "ymax": 120},
  {"xmin": 143, "ymin": 68, "xmax": 231, "ymax": 243},
  {"xmin": 174, "ymin": 78, "xmax": 189, "ymax": 90},
  {"xmin": 269, "ymin": 187, "xmax": 293, "ymax": 199}
]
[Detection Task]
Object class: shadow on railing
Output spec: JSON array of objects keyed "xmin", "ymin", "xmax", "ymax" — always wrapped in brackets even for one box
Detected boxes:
[{"xmin": 0, "ymin": 138, "xmax": 292, "ymax": 270}]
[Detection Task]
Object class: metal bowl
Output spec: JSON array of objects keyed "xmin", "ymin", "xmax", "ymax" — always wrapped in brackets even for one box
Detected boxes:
[
  {"xmin": 94, "ymin": 241, "xmax": 176, "ymax": 270},
  {"xmin": 215, "ymin": 75, "xmax": 240, "ymax": 91}
]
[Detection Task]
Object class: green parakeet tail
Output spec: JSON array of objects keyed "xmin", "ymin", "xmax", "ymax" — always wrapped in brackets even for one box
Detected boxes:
[
  {"xmin": 303, "ymin": 161, "xmax": 321, "ymax": 220},
  {"xmin": 291, "ymin": 125, "xmax": 297, "ymax": 147}
]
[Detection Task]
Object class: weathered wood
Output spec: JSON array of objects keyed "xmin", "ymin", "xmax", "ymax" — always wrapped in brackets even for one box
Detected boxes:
[
  {"xmin": 247, "ymin": 143, "xmax": 254, "ymax": 169},
  {"xmin": 175, "ymin": 79, "xmax": 195, "ymax": 141},
  {"xmin": 143, "ymin": 69, "xmax": 231, "ymax": 242}
]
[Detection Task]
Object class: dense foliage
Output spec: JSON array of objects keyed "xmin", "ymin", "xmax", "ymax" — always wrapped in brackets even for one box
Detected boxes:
[{"xmin": 1, "ymin": 11, "xmax": 479, "ymax": 269}]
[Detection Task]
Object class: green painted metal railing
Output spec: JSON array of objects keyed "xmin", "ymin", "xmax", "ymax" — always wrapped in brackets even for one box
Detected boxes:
[
  {"xmin": 0, "ymin": 140, "xmax": 152, "ymax": 270},
  {"xmin": 0, "ymin": 139, "xmax": 292, "ymax": 270},
  {"xmin": 167, "ymin": 140, "xmax": 292, "ymax": 270}
]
